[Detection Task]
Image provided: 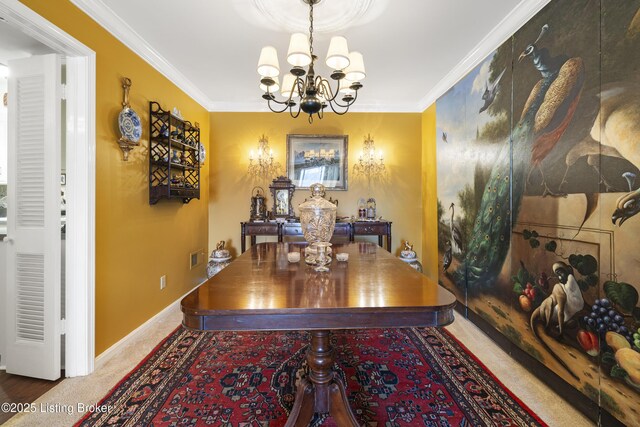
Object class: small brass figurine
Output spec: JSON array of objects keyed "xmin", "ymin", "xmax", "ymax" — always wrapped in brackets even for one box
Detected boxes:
[{"xmin": 404, "ymin": 241, "xmax": 413, "ymax": 252}]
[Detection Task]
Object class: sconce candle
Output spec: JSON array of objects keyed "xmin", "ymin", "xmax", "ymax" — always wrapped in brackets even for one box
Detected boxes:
[
  {"xmin": 353, "ymin": 134, "xmax": 385, "ymax": 179},
  {"xmin": 248, "ymin": 134, "xmax": 281, "ymax": 180}
]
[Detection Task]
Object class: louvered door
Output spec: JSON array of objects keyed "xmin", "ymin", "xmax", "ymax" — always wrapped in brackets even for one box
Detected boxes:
[{"xmin": 5, "ymin": 54, "xmax": 62, "ymax": 380}]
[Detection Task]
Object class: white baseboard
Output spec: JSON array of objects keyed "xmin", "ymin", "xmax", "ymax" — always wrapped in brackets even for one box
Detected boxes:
[{"xmin": 94, "ymin": 281, "xmax": 205, "ymax": 367}]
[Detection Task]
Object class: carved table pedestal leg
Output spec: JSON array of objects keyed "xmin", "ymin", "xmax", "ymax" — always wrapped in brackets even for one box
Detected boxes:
[{"xmin": 284, "ymin": 330, "xmax": 360, "ymax": 427}]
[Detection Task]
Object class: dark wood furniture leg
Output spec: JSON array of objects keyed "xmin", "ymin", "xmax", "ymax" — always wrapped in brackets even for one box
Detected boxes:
[
  {"xmin": 241, "ymin": 223, "xmax": 246, "ymax": 253},
  {"xmin": 250, "ymin": 236, "xmax": 257, "ymax": 248},
  {"xmin": 378, "ymin": 235, "xmax": 383, "ymax": 248},
  {"xmin": 284, "ymin": 330, "xmax": 360, "ymax": 427},
  {"xmin": 387, "ymin": 226, "xmax": 391, "ymax": 252}
]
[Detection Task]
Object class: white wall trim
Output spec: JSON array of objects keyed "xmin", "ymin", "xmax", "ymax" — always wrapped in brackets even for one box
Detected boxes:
[
  {"xmin": 64, "ymin": 55, "xmax": 96, "ymax": 377},
  {"xmin": 209, "ymin": 100, "xmax": 423, "ymax": 113},
  {"xmin": 95, "ymin": 283, "xmax": 205, "ymax": 368},
  {"xmin": 417, "ymin": 0, "xmax": 553, "ymax": 111},
  {"xmin": 0, "ymin": 0, "xmax": 96, "ymax": 377},
  {"xmin": 68, "ymin": 0, "xmax": 212, "ymax": 110}
]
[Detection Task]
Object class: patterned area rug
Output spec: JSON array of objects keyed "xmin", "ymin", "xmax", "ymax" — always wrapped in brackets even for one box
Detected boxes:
[{"xmin": 76, "ymin": 327, "xmax": 546, "ymax": 426}]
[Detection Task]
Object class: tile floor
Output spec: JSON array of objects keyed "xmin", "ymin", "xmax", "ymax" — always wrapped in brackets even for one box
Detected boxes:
[{"xmin": 4, "ymin": 306, "xmax": 595, "ymax": 426}]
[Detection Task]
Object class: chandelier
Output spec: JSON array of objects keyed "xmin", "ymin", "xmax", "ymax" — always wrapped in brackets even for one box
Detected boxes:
[
  {"xmin": 248, "ymin": 135, "xmax": 281, "ymax": 179},
  {"xmin": 256, "ymin": 0, "xmax": 365, "ymax": 123},
  {"xmin": 353, "ymin": 134, "xmax": 384, "ymax": 178}
]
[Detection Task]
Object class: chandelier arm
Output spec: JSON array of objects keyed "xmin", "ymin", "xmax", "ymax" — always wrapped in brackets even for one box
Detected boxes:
[
  {"xmin": 325, "ymin": 102, "xmax": 351, "ymax": 115},
  {"xmin": 336, "ymin": 86, "xmax": 360, "ymax": 106},
  {"xmin": 290, "ymin": 105, "xmax": 303, "ymax": 119},
  {"xmin": 264, "ymin": 85, "xmax": 297, "ymax": 107},
  {"xmin": 266, "ymin": 97, "xmax": 292, "ymax": 113},
  {"xmin": 317, "ymin": 77, "xmax": 339, "ymax": 104}
]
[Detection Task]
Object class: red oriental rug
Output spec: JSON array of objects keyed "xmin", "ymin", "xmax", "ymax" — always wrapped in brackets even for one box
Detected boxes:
[{"xmin": 76, "ymin": 327, "xmax": 546, "ymax": 426}]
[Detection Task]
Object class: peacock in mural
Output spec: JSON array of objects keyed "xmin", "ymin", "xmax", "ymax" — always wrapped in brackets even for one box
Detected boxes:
[{"xmin": 453, "ymin": 24, "xmax": 585, "ymax": 289}]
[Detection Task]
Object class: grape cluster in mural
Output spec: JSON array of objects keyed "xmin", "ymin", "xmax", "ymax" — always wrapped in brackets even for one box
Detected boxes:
[{"xmin": 436, "ymin": 1, "xmax": 640, "ymax": 424}]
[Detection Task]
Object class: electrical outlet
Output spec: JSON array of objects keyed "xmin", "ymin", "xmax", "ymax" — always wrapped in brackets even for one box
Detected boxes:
[{"xmin": 160, "ymin": 275, "xmax": 166, "ymax": 290}]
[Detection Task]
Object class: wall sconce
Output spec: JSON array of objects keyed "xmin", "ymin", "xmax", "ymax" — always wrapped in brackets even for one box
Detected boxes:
[
  {"xmin": 248, "ymin": 134, "xmax": 281, "ymax": 180},
  {"xmin": 353, "ymin": 133, "xmax": 385, "ymax": 178}
]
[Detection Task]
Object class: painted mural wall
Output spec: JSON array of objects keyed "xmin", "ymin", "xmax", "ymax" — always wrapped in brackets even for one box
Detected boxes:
[{"xmin": 436, "ymin": 0, "xmax": 640, "ymax": 424}]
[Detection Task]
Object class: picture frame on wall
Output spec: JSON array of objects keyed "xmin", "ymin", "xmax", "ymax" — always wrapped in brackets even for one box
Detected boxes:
[{"xmin": 286, "ymin": 134, "xmax": 348, "ymax": 190}]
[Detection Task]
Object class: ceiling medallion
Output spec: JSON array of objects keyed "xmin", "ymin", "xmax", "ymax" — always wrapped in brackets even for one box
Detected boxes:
[{"xmin": 252, "ymin": 0, "xmax": 377, "ymax": 33}]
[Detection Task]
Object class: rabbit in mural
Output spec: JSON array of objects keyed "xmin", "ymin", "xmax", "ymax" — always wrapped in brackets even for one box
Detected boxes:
[
  {"xmin": 452, "ymin": 24, "xmax": 585, "ymax": 289},
  {"xmin": 530, "ymin": 261, "xmax": 584, "ymax": 381}
]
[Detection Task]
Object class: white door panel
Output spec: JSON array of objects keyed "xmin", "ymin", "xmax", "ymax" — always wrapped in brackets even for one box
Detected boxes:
[{"xmin": 5, "ymin": 54, "xmax": 61, "ymax": 380}]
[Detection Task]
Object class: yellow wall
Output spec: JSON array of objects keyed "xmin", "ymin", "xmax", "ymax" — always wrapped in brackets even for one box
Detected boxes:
[
  {"xmin": 21, "ymin": 0, "xmax": 210, "ymax": 354},
  {"xmin": 209, "ymin": 112, "xmax": 422, "ymax": 257},
  {"xmin": 421, "ymin": 104, "xmax": 437, "ymax": 280}
]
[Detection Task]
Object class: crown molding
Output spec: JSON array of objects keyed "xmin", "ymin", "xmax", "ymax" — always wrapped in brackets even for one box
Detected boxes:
[
  {"xmin": 417, "ymin": 0, "xmax": 553, "ymax": 111},
  {"xmin": 208, "ymin": 100, "xmax": 421, "ymax": 114},
  {"xmin": 68, "ymin": 0, "xmax": 213, "ymax": 110},
  {"xmin": 69, "ymin": 0, "xmax": 551, "ymax": 114}
]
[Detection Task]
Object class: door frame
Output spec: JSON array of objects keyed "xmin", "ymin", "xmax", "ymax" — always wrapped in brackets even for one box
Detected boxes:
[{"xmin": 0, "ymin": 0, "xmax": 96, "ymax": 377}]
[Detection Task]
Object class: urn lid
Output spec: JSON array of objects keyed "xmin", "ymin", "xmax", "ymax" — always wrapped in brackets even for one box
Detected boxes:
[
  {"xmin": 298, "ymin": 183, "xmax": 337, "ymax": 213},
  {"xmin": 212, "ymin": 240, "xmax": 231, "ymax": 259}
]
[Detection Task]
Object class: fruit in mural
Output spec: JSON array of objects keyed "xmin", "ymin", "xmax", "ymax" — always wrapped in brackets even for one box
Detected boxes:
[
  {"xmin": 583, "ymin": 298, "xmax": 634, "ymax": 345},
  {"xmin": 519, "ymin": 295, "xmax": 533, "ymax": 312},
  {"xmin": 577, "ymin": 330, "xmax": 599, "ymax": 357},
  {"xmin": 614, "ymin": 348, "xmax": 640, "ymax": 390},
  {"xmin": 512, "ymin": 262, "xmax": 545, "ymax": 311},
  {"xmin": 606, "ymin": 331, "xmax": 631, "ymax": 353}
]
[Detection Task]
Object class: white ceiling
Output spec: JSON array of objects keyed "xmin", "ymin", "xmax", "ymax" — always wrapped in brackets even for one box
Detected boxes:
[{"xmin": 69, "ymin": 0, "xmax": 551, "ymax": 112}]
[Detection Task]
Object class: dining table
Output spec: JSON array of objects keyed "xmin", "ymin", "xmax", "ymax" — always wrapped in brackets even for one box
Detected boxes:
[{"xmin": 181, "ymin": 242, "xmax": 457, "ymax": 426}]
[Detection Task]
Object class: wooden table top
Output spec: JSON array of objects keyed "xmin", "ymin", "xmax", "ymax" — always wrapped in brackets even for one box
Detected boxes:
[{"xmin": 182, "ymin": 242, "xmax": 456, "ymax": 331}]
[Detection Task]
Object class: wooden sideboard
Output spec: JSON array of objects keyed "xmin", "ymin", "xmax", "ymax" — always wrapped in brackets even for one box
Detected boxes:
[{"xmin": 240, "ymin": 220, "xmax": 392, "ymax": 253}]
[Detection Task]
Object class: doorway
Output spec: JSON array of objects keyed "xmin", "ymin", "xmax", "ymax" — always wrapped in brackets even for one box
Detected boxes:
[{"xmin": 0, "ymin": 2, "xmax": 95, "ymax": 379}]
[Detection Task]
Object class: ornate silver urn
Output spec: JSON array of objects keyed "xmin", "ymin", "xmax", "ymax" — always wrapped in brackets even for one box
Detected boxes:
[{"xmin": 298, "ymin": 183, "xmax": 337, "ymax": 244}]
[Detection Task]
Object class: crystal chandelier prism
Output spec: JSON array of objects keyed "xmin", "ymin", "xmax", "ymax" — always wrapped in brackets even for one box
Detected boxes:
[
  {"xmin": 248, "ymin": 135, "xmax": 282, "ymax": 180},
  {"xmin": 353, "ymin": 134, "xmax": 384, "ymax": 178},
  {"xmin": 256, "ymin": 0, "xmax": 365, "ymax": 123}
]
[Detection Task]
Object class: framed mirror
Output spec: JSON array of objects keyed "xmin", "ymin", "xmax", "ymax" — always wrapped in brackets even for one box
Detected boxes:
[{"xmin": 269, "ymin": 176, "xmax": 295, "ymax": 220}]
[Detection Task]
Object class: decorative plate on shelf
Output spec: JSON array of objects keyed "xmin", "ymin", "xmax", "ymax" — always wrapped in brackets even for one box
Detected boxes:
[
  {"xmin": 199, "ymin": 142, "xmax": 206, "ymax": 165},
  {"xmin": 118, "ymin": 107, "xmax": 142, "ymax": 143}
]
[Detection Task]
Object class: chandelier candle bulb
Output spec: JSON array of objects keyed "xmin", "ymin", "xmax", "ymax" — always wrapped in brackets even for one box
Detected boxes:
[
  {"xmin": 287, "ymin": 33, "xmax": 312, "ymax": 67},
  {"xmin": 326, "ymin": 36, "xmax": 350, "ymax": 70},
  {"xmin": 345, "ymin": 51, "xmax": 366, "ymax": 82},
  {"xmin": 281, "ymin": 73, "xmax": 299, "ymax": 98},
  {"xmin": 257, "ymin": 46, "xmax": 280, "ymax": 78},
  {"xmin": 259, "ymin": 76, "xmax": 279, "ymax": 93}
]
